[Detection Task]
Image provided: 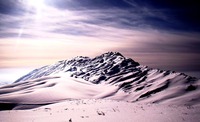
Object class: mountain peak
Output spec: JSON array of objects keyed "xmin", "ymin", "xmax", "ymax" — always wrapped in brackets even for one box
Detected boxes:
[
  {"xmin": 100, "ymin": 51, "xmax": 124, "ymax": 57},
  {"xmin": 15, "ymin": 52, "xmax": 139, "ymax": 83}
]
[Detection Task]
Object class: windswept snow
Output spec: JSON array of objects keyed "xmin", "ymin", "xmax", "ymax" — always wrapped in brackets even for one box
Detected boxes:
[{"xmin": 1, "ymin": 99, "xmax": 200, "ymax": 122}]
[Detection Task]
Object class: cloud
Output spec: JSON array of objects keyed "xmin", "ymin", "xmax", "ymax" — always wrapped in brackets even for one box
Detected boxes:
[
  {"xmin": 0, "ymin": 0, "xmax": 25, "ymax": 15},
  {"xmin": 0, "ymin": 0, "xmax": 199, "ymax": 39},
  {"xmin": 124, "ymin": 0, "xmax": 200, "ymax": 31},
  {"xmin": 123, "ymin": 32, "xmax": 200, "ymax": 53},
  {"xmin": 1, "ymin": 0, "xmax": 200, "ymax": 34},
  {"xmin": 0, "ymin": 0, "xmax": 199, "ymax": 71},
  {"xmin": 45, "ymin": 0, "xmax": 132, "ymax": 10}
]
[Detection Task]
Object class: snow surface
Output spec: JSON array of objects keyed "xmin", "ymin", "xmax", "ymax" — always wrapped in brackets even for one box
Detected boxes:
[
  {"xmin": 0, "ymin": 52, "xmax": 199, "ymax": 122},
  {"xmin": 0, "ymin": 99, "xmax": 200, "ymax": 122}
]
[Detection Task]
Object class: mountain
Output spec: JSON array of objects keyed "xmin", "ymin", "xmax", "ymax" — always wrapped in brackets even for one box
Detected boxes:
[
  {"xmin": 0, "ymin": 52, "xmax": 199, "ymax": 110},
  {"xmin": 15, "ymin": 52, "xmax": 140, "ymax": 84}
]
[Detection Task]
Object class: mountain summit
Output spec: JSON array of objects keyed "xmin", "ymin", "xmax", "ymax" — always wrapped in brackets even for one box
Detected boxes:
[
  {"xmin": 0, "ymin": 52, "xmax": 199, "ymax": 110},
  {"xmin": 15, "ymin": 52, "xmax": 140, "ymax": 84}
]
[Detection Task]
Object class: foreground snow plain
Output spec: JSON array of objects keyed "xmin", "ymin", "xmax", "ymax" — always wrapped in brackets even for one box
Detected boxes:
[{"xmin": 1, "ymin": 99, "xmax": 200, "ymax": 122}]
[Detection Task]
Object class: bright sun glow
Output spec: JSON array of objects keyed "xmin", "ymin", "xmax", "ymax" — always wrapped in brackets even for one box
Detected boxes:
[
  {"xmin": 27, "ymin": 0, "xmax": 45, "ymax": 9},
  {"xmin": 26, "ymin": 0, "xmax": 46, "ymax": 20}
]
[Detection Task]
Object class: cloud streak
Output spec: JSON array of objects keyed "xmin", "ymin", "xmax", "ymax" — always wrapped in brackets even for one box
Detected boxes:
[{"xmin": 0, "ymin": 0, "xmax": 200, "ymax": 71}]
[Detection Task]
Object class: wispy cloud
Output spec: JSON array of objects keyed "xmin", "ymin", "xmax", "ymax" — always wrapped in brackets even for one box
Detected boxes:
[{"xmin": 0, "ymin": 0, "xmax": 200, "ymax": 71}]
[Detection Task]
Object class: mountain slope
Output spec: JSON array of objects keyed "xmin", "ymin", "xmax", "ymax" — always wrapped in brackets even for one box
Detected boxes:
[{"xmin": 0, "ymin": 52, "xmax": 199, "ymax": 110}]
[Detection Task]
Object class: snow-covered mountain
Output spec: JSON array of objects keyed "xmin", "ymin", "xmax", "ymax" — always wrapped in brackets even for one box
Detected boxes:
[
  {"xmin": 15, "ymin": 52, "xmax": 140, "ymax": 84},
  {"xmin": 15, "ymin": 52, "xmax": 197, "ymax": 84},
  {"xmin": 0, "ymin": 52, "xmax": 199, "ymax": 110}
]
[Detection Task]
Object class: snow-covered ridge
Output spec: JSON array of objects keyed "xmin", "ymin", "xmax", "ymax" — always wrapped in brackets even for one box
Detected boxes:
[
  {"xmin": 0, "ymin": 52, "xmax": 199, "ymax": 111},
  {"xmin": 15, "ymin": 52, "xmax": 140, "ymax": 83},
  {"xmin": 15, "ymin": 52, "xmax": 196, "ymax": 84}
]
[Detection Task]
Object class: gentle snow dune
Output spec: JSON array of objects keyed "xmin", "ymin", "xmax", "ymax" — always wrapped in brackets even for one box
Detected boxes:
[
  {"xmin": 0, "ymin": 75, "xmax": 120, "ymax": 105},
  {"xmin": 0, "ymin": 73, "xmax": 199, "ymax": 110}
]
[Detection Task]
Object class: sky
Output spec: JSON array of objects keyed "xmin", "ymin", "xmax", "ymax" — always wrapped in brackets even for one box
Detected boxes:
[{"xmin": 0, "ymin": 0, "xmax": 200, "ymax": 79}]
